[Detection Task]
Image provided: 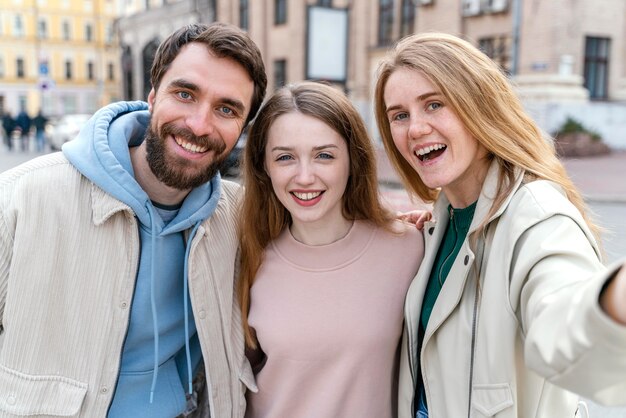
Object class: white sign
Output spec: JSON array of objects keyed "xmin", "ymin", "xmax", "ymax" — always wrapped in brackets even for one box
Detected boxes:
[{"xmin": 306, "ymin": 6, "xmax": 349, "ymax": 83}]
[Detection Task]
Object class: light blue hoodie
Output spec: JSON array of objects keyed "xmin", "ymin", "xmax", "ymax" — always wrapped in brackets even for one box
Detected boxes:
[{"xmin": 63, "ymin": 101, "xmax": 222, "ymax": 417}]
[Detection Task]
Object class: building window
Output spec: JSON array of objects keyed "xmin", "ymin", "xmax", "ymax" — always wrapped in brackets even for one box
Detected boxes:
[
  {"xmin": 378, "ymin": 0, "xmax": 394, "ymax": 45},
  {"xmin": 62, "ymin": 21, "xmax": 71, "ymax": 40},
  {"xmin": 274, "ymin": 59, "xmax": 286, "ymax": 89},
  {"xmin": 105, "ymin": 23, "xmax": 114, "ymax": 44},
  {"xmin": 400, "ymin": 0, "xmax": 415, "ymax": 38},
  {"xmin": 478, "ymin": 35, "xmax": 510, "ymax": 74},
  {"xmin": 240, "ymin": 0, "xmax": 249, "ymax": 30},
  {"xmin": 85, "ymin": 23, "xmax": 93, "ymax": 42},
  {"xmin": 275, "ymin": 0, "xmax": 287, "ymax": 25},
  {"xmin": 584, "ymin": 36, "xmax": 610, "ymax": 100},
  {"xmin": 108, "ymin": 62, "xmax": 115, "ymax": 81},
  {"xmin": 65, "ymin": 60, "xmax": 73, "ymax": 80},
  {"xmin": 87, "ymin": 61, "xmax": 94, "ymax": 80},
  {"xmin": 142, "ymin": 39, "xmax": 159, "ymax": 99},
  {"xmin": 16, "ymin": 58, "xmax": 25, "ymax": 78},
  {"xmin": 122, "ymin": 45, "xmax": 134, "ymax": 100},
  {"xmin": 317, "ymin": 0, "xmax": 332, "ymax": 6},
  {"xmin": 38, "ymin": 18, "xmax": 48, "ymax": 39},
  {"xmin": 14, "ymin": 15, "xmax": 24, "ymax": 37}
]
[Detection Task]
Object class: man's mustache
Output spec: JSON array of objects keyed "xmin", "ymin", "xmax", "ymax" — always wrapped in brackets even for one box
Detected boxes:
[{"xmin": 161, "ymin": 122, "xmax": 226, "ymax": 154}]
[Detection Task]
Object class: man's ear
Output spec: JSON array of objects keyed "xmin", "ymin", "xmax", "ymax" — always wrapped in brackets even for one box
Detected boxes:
[{"xmin": 147, "ymin": 88, "xmax": 156, "ymax": 112}]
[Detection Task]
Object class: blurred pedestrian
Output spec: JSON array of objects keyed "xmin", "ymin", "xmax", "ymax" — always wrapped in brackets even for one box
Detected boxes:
[
  {"xmin": 32, "ymin": 109, "xmax": 48, "ymax": 152},
  {"xmin": 2, "ymin": 110, "xmax": 16, "ymax": 151},
  {"xmin": 15, "ymin": 109, "xmax": 31, "ymax": 151},
  {"xmin": 375, "ymin": 32, "xmax": 626, "ymax": 417}
]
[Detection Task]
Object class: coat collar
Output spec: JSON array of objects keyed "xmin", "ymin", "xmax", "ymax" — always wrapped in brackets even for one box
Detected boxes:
[
  {"xmin": 90, "ymin": 183, "xmax": 134, "ymax": 226},
  {"xmin": 428, "ymin": 160, "xmax": 525, "ymax": 234}
]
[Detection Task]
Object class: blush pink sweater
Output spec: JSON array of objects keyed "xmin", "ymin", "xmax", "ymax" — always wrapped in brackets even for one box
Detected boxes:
[{"xmin": 246, "ymin": 220, "xmax": 424, "ymax": 418}]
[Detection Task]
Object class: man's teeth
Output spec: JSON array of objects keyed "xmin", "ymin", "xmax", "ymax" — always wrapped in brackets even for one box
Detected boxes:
[
  {"xmin": 416, "ymin": 144, "xmax": 446, "ymax": 156},
  {"xmin": 293, "ymin": 191, "xmax": 322, "ymax": 201},
  {"xmin": 176, "ymin": 137, "xmax": 208, "ymax": 153}
]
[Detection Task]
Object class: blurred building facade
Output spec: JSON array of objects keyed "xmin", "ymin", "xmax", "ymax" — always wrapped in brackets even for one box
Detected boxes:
[
  {"xmin": 0, "ymin": 0, "xmax": 123, "ymax": 117},
  {"xmin": 116, "ymin": 0, "xmax": 626, "ymax": 148},
  {"xmin": 9, "ymin": 0, "xmax": 618, "ymax": 145}
]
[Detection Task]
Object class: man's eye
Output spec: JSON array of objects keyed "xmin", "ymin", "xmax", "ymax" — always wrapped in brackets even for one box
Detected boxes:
[
  {"xmin": 220, "ymin": 106, "xmax": 234, "ymax": 115},
  {"xmin": 178, "ymin": 91, "xmax": 192, "ymax": 100}
]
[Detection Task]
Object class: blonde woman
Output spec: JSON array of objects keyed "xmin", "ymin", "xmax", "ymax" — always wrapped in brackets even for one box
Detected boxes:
[
  {"xmin": 238, "ymin": 82, "xmax": 424, "ymax": 418},
  {"xmin": 374, "ymin": 32, "xmax": 626, "ymax": 418}
]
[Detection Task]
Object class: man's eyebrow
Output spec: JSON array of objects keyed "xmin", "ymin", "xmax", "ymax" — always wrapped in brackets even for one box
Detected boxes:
[
  {"xmin": 166, "ymin": 79, "xmax": 247, "ymax": 114},
  {"xmin": 220, "ymin": 98, "xmax": 246, "ymax": 115},
  {"xmin": 168, "ymin": 79, "xmax": 200, "ymax": 92}
]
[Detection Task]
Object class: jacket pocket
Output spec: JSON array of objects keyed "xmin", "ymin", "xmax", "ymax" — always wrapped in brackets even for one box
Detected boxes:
[
  {"xmin": 0, "ymin": 364, "xmax": 87, "ymax": 416},
  {"xmin": 472, "ymin": 383, "xmax": 514, "ymax": 417}
]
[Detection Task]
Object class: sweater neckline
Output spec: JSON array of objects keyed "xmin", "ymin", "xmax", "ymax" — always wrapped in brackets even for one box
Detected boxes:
[{"xmin": 271, "ymin": 220, "xmax": 376, "ymax": 271}]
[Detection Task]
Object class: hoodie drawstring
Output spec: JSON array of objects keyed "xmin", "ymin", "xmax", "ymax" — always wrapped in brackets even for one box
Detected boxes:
[
  {"xmin": 183, "ymin": 222, "xmax": 202, "ymax": 395},
  {"xmin": 147, "ymin": 205, "xmax": 159, "ymax": 404},
  {"xmin": 146, "ymin": 204, "xmax": 198, "ymax": 403}
]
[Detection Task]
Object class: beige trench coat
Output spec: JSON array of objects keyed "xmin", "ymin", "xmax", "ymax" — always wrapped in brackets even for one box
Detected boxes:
[{"xmin": 399, "ymin": 162, "xmax": 626, "ymax": 418}]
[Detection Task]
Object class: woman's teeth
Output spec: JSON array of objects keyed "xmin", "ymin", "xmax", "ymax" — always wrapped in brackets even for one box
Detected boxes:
[
  {"xmin": 292, "ymin": 191, "xmax": 322, "ymax": 201},
  {"xmin": 416, "ymin": 144, "xmax": 446, "ymax": 161}
]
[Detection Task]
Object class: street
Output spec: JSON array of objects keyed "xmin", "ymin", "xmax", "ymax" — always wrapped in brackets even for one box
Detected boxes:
[{"xmin": 1, "ymin": 147, "xmax": 625, "ymax": 416}]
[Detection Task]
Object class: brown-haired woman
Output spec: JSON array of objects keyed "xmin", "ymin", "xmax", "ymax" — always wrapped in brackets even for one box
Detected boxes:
[
  {"xmin": 238, "ymin": 81, "xmax": 424, "ymax": 418},
  {"xmin": 375, "ymin": 32, "xmax": 626, "ymax": 418}
]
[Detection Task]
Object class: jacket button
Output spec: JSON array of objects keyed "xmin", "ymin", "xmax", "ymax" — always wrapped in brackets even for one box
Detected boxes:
[
  {"xmin": 198, "ymin": 310, "xmax": 207, "ymax": 319},
  {"xmin": 464, "ymin": 255, "xmax": 470, "ymax": 265},
  {"xmin": 120, "ymin": 301, "xmax": 128, "ymax": 309},
  {"xmin": 100, "ymin": 386, "xmax": 108, "ymax": 394},
  {"xmin": 428, "ymin": 227, "xmax": 434, "ymax": 235},
  {"xmin": 6, "ymin": 395, "xmax": 16, "ymax": 405}
]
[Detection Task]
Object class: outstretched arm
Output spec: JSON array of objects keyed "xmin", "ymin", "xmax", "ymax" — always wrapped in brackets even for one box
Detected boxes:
[{"xmin": 600, "ymin": 262, "xmax": 626, "ymax": 325}]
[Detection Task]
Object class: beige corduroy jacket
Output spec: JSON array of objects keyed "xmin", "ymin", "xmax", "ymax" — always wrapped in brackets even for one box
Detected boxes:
[
  {"xmin": 399, "ymin": 162, "xmax": 626, "ymax": 418},
  {"xmin": 0, "ymin": 153, "xmax": 255, "ymax": 418}
]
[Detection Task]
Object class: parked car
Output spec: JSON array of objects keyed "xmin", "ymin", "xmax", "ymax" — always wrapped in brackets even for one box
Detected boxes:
[{"xmin": 46, "ymin": 114, "xmax": 91, "ymax": 151}]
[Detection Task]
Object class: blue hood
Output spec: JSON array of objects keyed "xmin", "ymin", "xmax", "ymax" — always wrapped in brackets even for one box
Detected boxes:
[{"xmin": 62, "ymin": 100, "xmax": 222, "ymax": 234}]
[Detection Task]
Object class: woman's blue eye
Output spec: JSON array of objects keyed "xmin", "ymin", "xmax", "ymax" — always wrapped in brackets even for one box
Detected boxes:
[
  {"xmin": 318, "ymin": 152, "xmax": 333, "ymax": 160},
  {"xmin": 394, "ymin": 113, "xmax": 408, "ymax": 121},
  {"xmin": 427, "ymin": 102, "xmax": 442, "ymax": 111},
  {"xmin": 276, "ymin": 155, "xmax": 292, "ymax": 161}
]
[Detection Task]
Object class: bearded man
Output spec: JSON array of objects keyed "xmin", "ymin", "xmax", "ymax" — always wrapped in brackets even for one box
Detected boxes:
[{"xmin": 0, "ymin": 23, "xmax": 266, "ymax": 418}]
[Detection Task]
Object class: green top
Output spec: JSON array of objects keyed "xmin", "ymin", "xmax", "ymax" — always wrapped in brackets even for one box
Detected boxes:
[{"xmin": 420, "ymin": 201, "xmax": 476, "ymax": 331}]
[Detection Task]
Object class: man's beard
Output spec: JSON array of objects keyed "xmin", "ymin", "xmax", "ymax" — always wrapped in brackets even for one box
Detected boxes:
[{"xmin": 144, "ymin": 121, "xmax": 227, "ymax": 190}]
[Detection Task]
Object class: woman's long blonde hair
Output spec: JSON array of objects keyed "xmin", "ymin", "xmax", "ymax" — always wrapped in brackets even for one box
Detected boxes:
[
  {"xmin": 239, "ymin": 81, "xmax": 394, "ymax": 348},
  {"xmin": 374, "ymin": 32, "xmax": 598, "ymax": 239}
]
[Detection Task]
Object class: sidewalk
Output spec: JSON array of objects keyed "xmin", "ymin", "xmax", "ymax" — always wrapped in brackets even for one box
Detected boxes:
[
  {"xmin": 377, "ymin": 147, "xmax": 626, "ymax": 211},
  {"xmin": 562, "ymin": 151, "xmax": 626, "ymax": 203}
]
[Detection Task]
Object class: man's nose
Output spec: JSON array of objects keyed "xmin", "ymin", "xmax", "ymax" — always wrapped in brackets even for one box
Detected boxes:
[{"xmin": 185, "ymin": 109, "xmax": 215, "ymax": 138}]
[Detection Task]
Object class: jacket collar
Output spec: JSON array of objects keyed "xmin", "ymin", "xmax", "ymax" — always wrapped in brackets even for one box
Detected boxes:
[
  {"xmin": 429, "ymin": 159, "xmax": 523, "ymax": 230},
  {"xmin": 91, "ymin": 183, "xmax": 134, "ymax": 226},
  {"xmin": 469, "ymin": 159, "xmax": 525, "ymax": 234}
]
